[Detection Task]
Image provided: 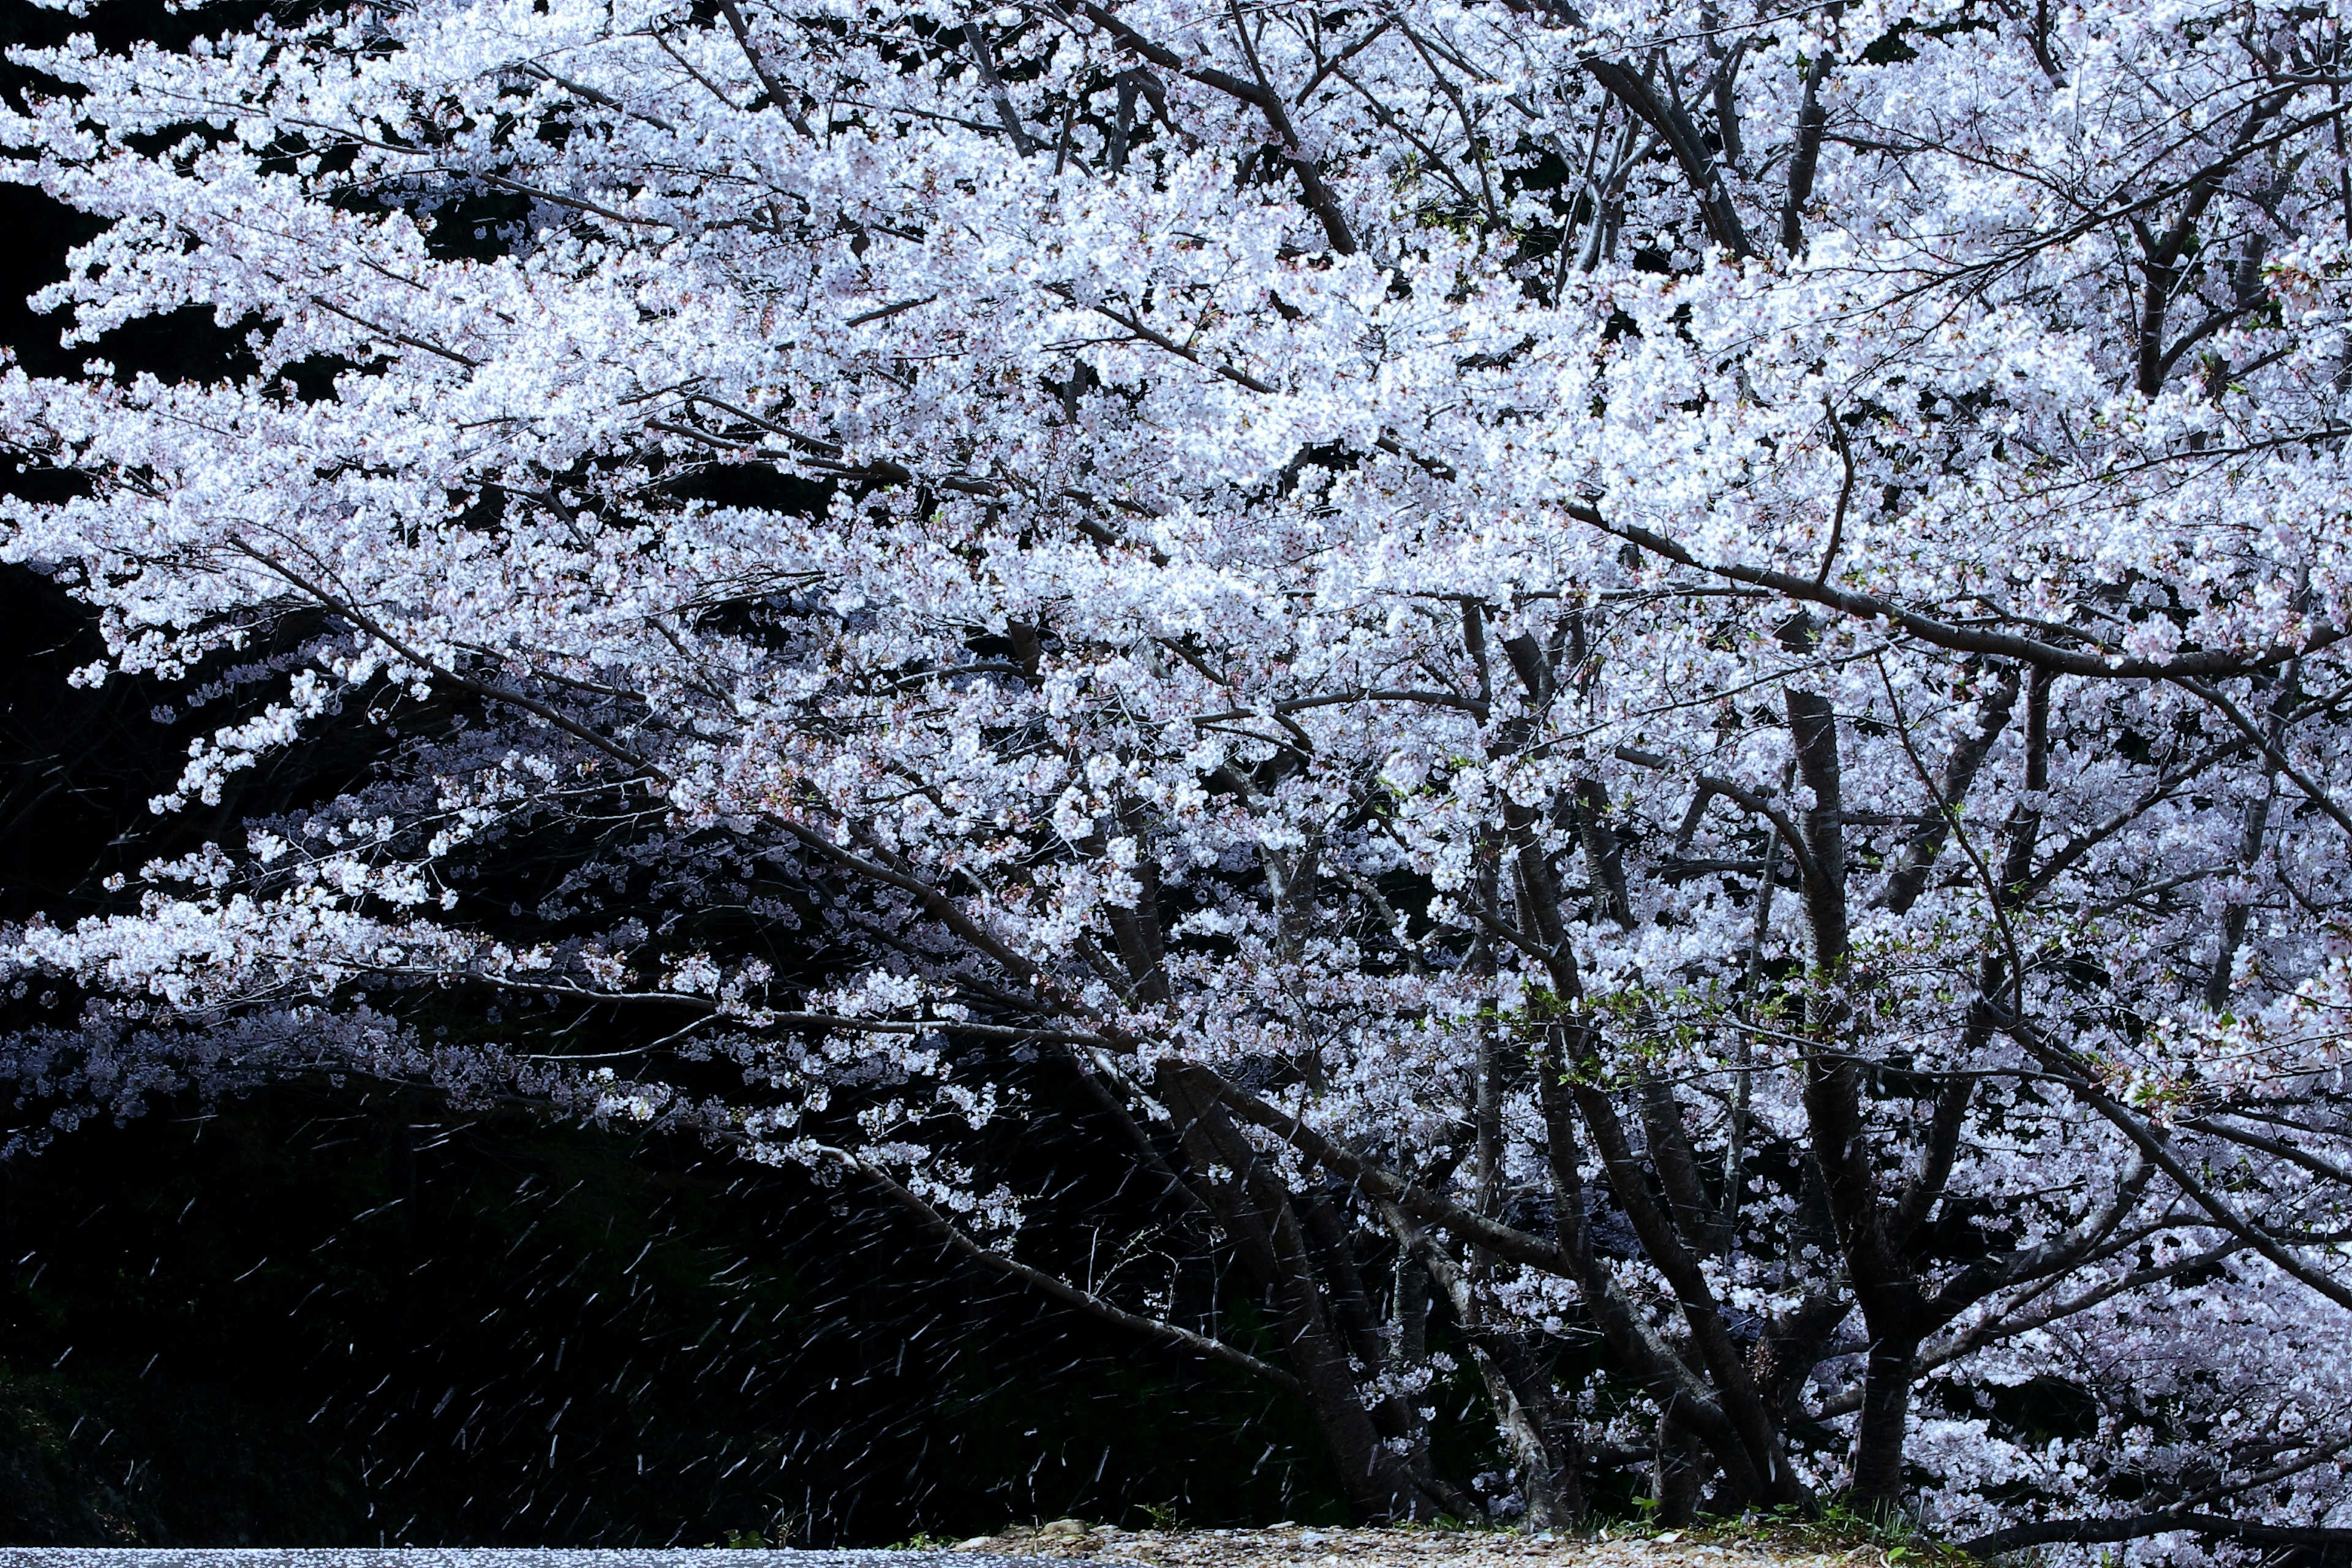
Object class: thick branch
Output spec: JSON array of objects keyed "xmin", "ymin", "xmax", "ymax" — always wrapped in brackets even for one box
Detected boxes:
[{"xmin": 1574, "ymin": 507, "xmax": 2347, "ymax": 680}]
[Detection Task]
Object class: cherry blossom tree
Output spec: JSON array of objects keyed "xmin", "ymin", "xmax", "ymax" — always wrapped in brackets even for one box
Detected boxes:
[{"xmin": 7, "ymin": 0, "xmax": 2352, "ymax": 1545}]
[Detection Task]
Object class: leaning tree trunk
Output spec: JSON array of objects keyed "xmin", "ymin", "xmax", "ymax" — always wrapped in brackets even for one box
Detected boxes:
[{"xmin": 1156, "ymin": 1064, "xmax": 1444, "ymax": 1520}]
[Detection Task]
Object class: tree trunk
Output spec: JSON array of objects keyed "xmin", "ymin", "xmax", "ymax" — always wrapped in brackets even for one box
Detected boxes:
[
  {"xmin": 1476, "ymin": 1326, "xmax": 1588, "ymax": 1528},
  {"xmin": 1850, "ymin": 1340, "xmax": 1918, "ymax": 1518},
  {"xmin": 1158, "ymin": 1065, "xmax": 1438, "ymax": 1520},
  {"xmin": 1654, "ymin": 1414, "xmax": 1705, "ymax": 1526}
]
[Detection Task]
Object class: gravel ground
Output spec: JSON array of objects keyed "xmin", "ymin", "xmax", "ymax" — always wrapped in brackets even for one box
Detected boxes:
[
  {"xmin": 0, "ymin": 1529, "xmax": 1849, "ymax": 1568},
  {"xmin": 0, "ymin": 1554, "xmax": 1049, "ymax": 1568},
  {"xmin": 951, "ymin": 1525, "xmax": 1855, "ymax": 1568}
]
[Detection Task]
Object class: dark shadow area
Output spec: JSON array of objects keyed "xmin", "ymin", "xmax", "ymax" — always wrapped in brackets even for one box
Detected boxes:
[
  {"xmin": 0, "ymin": 1088, "xmax": 1354, "ymax": 1545},
  {"xmin": 0, "ymin": 0, "xmax": 1525, "ymax": 1544}
]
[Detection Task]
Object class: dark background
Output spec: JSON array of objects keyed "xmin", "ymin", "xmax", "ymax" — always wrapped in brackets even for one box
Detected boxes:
[
  {"xmin": 0, "ymin": 0, "xmax": 1449, "ymax": 1539},
  {"xmin": 0, "ymin": 539, "xmax": 1376, "ymax": 1546},
  {"xmin": 0, "ymin": 1079, "xmax": 1360, "ymax": 1545}
]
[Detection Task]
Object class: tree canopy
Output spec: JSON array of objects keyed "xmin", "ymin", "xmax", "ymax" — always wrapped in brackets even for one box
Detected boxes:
[{"xmin": 6, "ymin": 0, "xmax": 2352, "ymax": 1547}]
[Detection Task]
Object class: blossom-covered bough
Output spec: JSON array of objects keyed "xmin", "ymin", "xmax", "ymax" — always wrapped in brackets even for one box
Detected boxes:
[{"xmin": 7, "ymin": 0, "xmax": 2352, "ymax": 1544}]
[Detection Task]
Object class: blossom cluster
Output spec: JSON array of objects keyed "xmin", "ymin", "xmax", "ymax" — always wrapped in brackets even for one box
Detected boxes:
[{"xmin": 6, "ymin": 0, "xmax": 2352, "ymax": 1544}]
